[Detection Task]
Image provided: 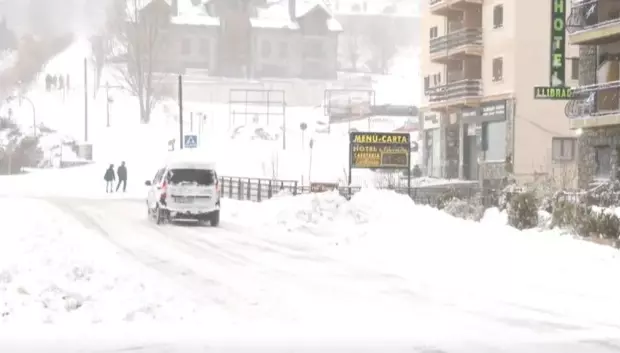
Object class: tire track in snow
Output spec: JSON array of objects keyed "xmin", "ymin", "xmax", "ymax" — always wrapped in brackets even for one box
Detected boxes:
[{"xmin": 46, "ymin": 198, "xmax": 262, "ymax": 313}]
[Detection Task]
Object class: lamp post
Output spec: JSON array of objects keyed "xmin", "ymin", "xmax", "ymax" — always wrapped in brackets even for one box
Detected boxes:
[
  {"xmin": 105, "ymin": 82, "xmax": 123, "ymax": 127},
  {"xmin": 300, "ymin": 122, "xmax": 308, "ymax": 185}
]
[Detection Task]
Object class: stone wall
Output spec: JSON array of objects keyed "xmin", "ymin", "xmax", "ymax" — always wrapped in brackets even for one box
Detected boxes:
[{"xmin": 577, "ymin": 126, "xmax": 620, "ymax": 188}]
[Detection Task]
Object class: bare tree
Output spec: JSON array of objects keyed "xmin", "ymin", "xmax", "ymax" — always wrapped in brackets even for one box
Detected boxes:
[
  {"xmin": 341, "ymin": 27, "xmax": 364, "ymax": 71},
  {"xmin": 110, "ymin": 0, "xmax": 170, "ymax": 124},
  {"xmin": 363, "ymin": 21, "xmax": 399, "ymax": 74}
]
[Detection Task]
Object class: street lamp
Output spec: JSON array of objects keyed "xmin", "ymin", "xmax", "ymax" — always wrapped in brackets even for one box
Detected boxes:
[
  {"xmin": 6, "ymin": 95, "xmax": 36, "ymax": 137},
  {"xmin": 105, "ymin": 82, "xmax": 123, "ymax": 127}
]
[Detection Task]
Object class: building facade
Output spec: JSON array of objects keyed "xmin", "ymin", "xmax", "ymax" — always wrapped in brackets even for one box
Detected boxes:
[
  {"xmin": 136, "ymin": 0, "xmax": 341, "ymax": 79},
  {"xmin": 420, "ymin": 0, "xmax": 579, "ymax": 188},
  {"xmin": 567, "ymin": 0, "xmax": 620, "ymax": 188}
]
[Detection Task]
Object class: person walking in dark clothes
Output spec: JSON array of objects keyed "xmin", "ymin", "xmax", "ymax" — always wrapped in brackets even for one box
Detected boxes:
[
  {"xmin": 104, "ymin": 164, "xmax": 115, "ymax": 193},
  {"xmin": 116, "ymin": 161, "xmax": 127, "ymax": 192}
]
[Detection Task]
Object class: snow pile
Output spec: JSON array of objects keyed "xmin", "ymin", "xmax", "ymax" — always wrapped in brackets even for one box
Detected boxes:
[
  {"xmin": 227, "ymin": 189, "xmax": 620, "ymax": 328},
  {"xmin": 0, "ymin": 198, "xmax": 220, "ymax": 326}
]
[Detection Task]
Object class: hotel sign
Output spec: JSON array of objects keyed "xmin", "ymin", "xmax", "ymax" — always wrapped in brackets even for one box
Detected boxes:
[
  {"xmin": 536, "ymin": 0, "xmax": 570, "ymax": 100},
  {"xmin": 550, "ymin": 0, "xmax": 566, "ymax": 87},
  {"xmin": 534, "ymin": 86, "xmax": 573, "ymax": 100}
]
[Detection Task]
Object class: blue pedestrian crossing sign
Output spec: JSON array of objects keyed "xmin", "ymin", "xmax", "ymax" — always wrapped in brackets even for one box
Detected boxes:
[{"xmin": 184, "ymin": 135, "xmax": 198, "ymax": 148}]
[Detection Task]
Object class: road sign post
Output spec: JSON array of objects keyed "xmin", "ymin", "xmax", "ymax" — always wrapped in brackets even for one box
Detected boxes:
[{"xmin": 184, "ymin": 135, "xmax": 198, "ymax": 148}]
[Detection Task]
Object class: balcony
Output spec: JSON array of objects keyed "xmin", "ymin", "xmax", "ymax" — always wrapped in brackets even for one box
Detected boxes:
[
  {"xmin": 429, "ymin": 0, "xmax": 483, "ymax": 16},
  {"xmin": 425, "ymin": 79, "xmax": 482, "ymax": 111},
  {"xmin": 568, "ymin": 0, "xmax": 620, "ymax": 45},
  {"xmin": 566, "ymin": 81, "xmax": 620, "ymax": 128},
  {"xmin": 429, "ymin": 28, "xmax": 482, "ymax": 62}
]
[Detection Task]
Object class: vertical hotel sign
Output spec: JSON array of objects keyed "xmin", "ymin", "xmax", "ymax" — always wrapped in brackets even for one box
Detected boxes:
[
  {"xmin": 550, "ymin": 0, "xmax": 566, "ymax": 87},
  {"xmin": 535, "ymin": 0, "xmax": 571, "ymax": 99}
]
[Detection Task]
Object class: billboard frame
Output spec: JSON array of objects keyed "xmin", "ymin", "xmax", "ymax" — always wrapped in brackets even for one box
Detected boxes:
[{"xmin": 228, "ymin": 89, "xmax": 287, "ymax": 149}]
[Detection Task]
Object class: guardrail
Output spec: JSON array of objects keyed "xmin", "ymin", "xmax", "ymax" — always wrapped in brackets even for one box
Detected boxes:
[{"xmin": 218, "ymin": 176, "xmax": 489, "ymax": 207}]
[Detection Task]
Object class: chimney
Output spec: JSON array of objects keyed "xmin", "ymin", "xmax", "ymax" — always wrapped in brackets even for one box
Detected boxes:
[
  {"xmin": 288, "ymin": 0, "xmax": 296, "ymax": 21},
  {"xmin": 171, "ymin": 0, "xmax": 178, "ymax": 16}
]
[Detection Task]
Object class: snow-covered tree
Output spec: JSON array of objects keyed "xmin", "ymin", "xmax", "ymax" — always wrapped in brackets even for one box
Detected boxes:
[{"xmin": 109, "ymin": 0, "xmax": 170, "ymax": 123}]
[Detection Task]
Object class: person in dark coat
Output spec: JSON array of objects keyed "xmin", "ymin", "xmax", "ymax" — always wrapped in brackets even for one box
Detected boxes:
[
  {"xmin": 45, "ymin": 74, "xmax": 52, "ymax": 91},
  {"xmin": 116, "ymin": 161, "xmax": 127, "ymax": 192},
  {"xmin": 104, "ymin": 164, "xmax": 115, "ymax": 193}
]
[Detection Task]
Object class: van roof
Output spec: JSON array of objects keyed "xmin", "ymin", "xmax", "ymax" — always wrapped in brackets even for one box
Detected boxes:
[{"xmin": 165, "ymin": 160, "xmax": 217, "ymax": 170}]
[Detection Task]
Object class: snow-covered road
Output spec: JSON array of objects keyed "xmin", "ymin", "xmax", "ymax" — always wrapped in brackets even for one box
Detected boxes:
[
  {"xmin": 1, "ymin": 196, "xmax": 612, "ymax": 352},
  {"xmin": 0, "ymin": 193, "xmax": 620, "ymax": 353}
]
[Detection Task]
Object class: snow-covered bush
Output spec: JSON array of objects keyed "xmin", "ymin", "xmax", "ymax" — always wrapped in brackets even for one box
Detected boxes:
[
  {"xmin": 0, "ymin": 117, "xmax": 41, "ymax": 174},
  {"xmin": 435, "ymin": 188, "xmax": 460, "ymax": 209},
  {"xmin": 507, "ymin": 191, "xmax": 538, "ymax": 230},
  {"xmin": 586, "ymin": 181, "xmax": 620, "ymax": 207},
  {"xmin": 442, "ymin": 197, "xmax": 484, "ymax": 221},
  {"xmin": 595, "ymin": 211, "xmax": 620, "ymax": 239}
]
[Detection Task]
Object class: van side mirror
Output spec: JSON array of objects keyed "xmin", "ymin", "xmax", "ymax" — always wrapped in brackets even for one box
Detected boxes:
[{"xmin": 145, "ymin": 180, "xmax": 152, "ymax": 186}]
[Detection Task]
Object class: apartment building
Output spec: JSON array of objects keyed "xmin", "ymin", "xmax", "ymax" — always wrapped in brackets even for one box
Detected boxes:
[
  {"xmin": 567, "ymin": 0, "xmax": 620, "ymax": 188},
  {"xmin": 134, "ymin": 0, "xmax": 341, "ymax": 79},
  {"xmin": 420, "ymin": 0, "xmax": 579, "ymax": 188}
]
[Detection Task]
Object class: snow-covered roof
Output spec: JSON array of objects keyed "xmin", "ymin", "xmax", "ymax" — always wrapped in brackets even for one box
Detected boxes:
[
  {"xmin": 254, "ymin": 0, "xmax": 342, "ymax": 31},
  {"xmin": 171, "ymin": 14, "xmax": 219, "ymax": 26},
  {"xmin": 164, "ymin": 0, "xmax": 343, "ymax": 31},
  {"xmin": 330, "ymin": 0, "xmax": 418, "ymax": 16}
]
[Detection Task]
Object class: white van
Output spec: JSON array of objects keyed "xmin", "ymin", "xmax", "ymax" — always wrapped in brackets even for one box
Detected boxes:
[{"xmin": 145, "ymin": 160, "xmax": 220, "ymax": 226}]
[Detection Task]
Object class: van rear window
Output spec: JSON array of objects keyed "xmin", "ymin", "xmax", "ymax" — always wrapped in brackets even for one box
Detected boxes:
[{"xmin": 167, "ymin": 169, "xmax": 216, "ymax": 186}]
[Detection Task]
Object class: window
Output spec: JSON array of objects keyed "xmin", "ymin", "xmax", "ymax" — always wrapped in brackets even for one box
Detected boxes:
[
  {"xmin": 492, "ymin": 57, "xmax": 503, "ymax": 82},
  {"xmin": 570, "ymin": 58, "xmax": 579, "ymax": 80},
  {"xmin": 424, "ymin": 76, "xmax": 430, "ymax": 91},
  {"xmin": 181, "ymin": 39, "xmax": 191, "ymax": 55},
  {"xmin": 482, "ymin": 121, "xmax": 506, "ymax": 161},
  {"xmin": 552, "ymin": 137, "xmax": 576, "ymax": 161},
  {"xmin": 433, "ymin": 72, "xmax": 441, "ymax": 85},
  {"xmin": 261, "ymin": 40, "xmax": 272, "ymax": 58},
  {"xmin": 493, "ymin": 5, "xmax": 503, "ymax": 28},
  {"xmin": 279, "ymin": 42, "xmax": 288, "ymax": 58},
  {"xmin": 153, "ymin": 168, "xmax": 166, "ymax": 184},
  {"xmin": 166, "ymin": 169, "xmax": 216, "ymax": 186},
  {"xmin": 429, "ymin": 26, "xmax": 438, "ymax": 39},
  {"xmin": 595, "ymin": 146, "xmax": 612, "ymax": 179},
  {"xmin": 200, "ymin": 39, "xmax": 210, "ymax": 55}
]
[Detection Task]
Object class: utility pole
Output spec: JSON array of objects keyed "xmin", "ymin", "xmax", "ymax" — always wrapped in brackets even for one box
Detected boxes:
[
  {"xmin": 106, "ymin": 82, "xmax": 110, "ymax": 127},
  {"xmin": 178, "ymin": 75, "xmax": 184, "ymax": 149},
  {"xmin": 83, "ymin": 58, "xmax": 88, "ymax": 142}
]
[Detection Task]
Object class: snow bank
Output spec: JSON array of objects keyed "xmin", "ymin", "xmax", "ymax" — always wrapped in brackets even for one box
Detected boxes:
[
  {"xmin": 0, "ymin": 198, "xmax": 222, "ymax": 326},
  {"xmin": 227, "ymin": 189, "xmax": 620, "ymax": 328}
]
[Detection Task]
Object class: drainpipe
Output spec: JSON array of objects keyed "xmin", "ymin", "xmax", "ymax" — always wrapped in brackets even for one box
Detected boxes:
[{"xmin": 511, "ymin": 98, "xmax": 516, "ymax": 177}]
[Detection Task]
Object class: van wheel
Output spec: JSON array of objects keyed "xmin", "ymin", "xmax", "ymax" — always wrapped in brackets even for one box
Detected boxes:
[
  {"xmin": 209, "ymin": 210, "xmax": 220, "ymax": 227},
  {"xmin": 154, "ymin": 205, "xmax": 166, "ymax": 225}
]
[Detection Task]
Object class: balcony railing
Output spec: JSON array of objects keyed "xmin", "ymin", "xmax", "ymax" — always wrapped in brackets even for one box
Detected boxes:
[
  {"xmin": 429, "ymin": 28, "xmax": 482, "ymax": 54},
  {"xmin": 566, "ymin": 81, "xmax": 620, "ymax": 118},
  {"xmin": 429, "ymin": 0, "xmax": 483, "ymax": 10},
  {"xmin": 567, "ymin": 0, "xmax": 620, "ymax": 43},
  {"xmin": 425, "ymin": 79, "xmax": 482, "ymax": 103}
]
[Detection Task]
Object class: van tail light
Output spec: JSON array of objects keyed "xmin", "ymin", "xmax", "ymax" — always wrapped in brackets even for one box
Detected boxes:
[
  {"xmin": 160, "ymin": 180, "xmax": 168, "ymax": 202},
  {"xmin": 215, "ymin": 180, "xmax": 220, "ymax": 194}
]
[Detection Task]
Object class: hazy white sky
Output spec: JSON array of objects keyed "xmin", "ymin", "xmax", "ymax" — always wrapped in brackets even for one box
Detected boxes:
[{"xmin": 0, "ymin": 0, "xmax": 110, "ymax": 37}]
